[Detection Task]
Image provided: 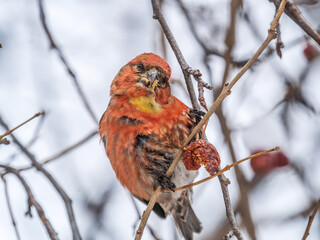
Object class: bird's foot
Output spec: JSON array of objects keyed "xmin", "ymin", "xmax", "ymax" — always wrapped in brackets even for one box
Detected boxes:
[{"xmin": 154, "ymin": 175, "xmax": 176, "ymax": 192}]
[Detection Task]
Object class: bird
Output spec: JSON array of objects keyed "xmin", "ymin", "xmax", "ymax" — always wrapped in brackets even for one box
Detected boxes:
[{"xmin": 99, "ymin": 53, "xmax": 202, "ymax": 239}]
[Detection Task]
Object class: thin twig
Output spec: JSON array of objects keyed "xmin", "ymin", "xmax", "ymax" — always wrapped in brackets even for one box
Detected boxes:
[
  {"xmin": 170, "ymin": 147, "xmax": 279, "ymax": 192},
  {"xmin": 26, "ymin": 111, "xmax": 46, "ymax": 148},
  {"xmin": 151, "ymin": 0, "xmax": 200, "ymax": 110},
  {"xmin": 175, "ymin": 0, "xmax": 245, "ymax": 67},
  {"xmin": 0, "ymin": 115, "xmax": 82, "ymax": 240},
  {"xmin": 270, "ymin": 0, "xmax": 320, "ymax": 45},
  {"xmin": 191, "ymin": 69, "xmax": 213, "ymax": 90},
  {"xmin": 0, "ymin": 112, "xmax": 43, "ymax": 141},
  {"xmin": 18, "ymin": 130, "xmax": 98, "ymax": 172},
  {"xmin": 129, "ymin": 193, "xmax": 160, "ymax": 240},
  {"xmin": 302, "ymin": 198, "xmax": 320, "ymax": 240},
  {"xmin": 158, "ymin": 0, "xmax": 167, "ymax": 61},
  {"xmin": 175, "ymin": 0, "xmax": 219, "ymax": 56},
  {"xmin": 3, "ymin": 112, "xmax": 46, "ymax": 162},
  {"xmin": 0, "ymin": 137, "xmax": 10, "ymax": 145},
  {"xmin": 218, "ymin": 170, "xmax": 242, "ymax": 240},
  {"xmin": 135, "ymin": 1, "xmax": 288, "ymax": 239},
  {"xmin": 216, "ymin": 0, "xmax": 258, "ymax": 238},
  {"xmin": 224, "ymin": 230, "xmax": 236, "ymax": 240},
  {"xmin": 221, "ymin": 0, "xmax": 241, "ymax": 85},
  {"xmin": 38, "ymin": 0, "xmax": 98, "ymax": 124},
  {"xmin": 43, "ymin": 130, "xmax": 97, "ymax": 164},
  {"xmin": 216, "ymin": 109, "xmax": 257, "ymax": 240},
  {"xmin": 0, "ymin": 165, "xmax": 59, "ymax": 240},
  {"xmin": 192, "ymin": 69, "xmax": 212, "ymax": 110},
  {"xmin": 276, "ymin": 23, "xmax": 284, "ymax": 58},
  {"xmin": 165, "ymin": 0, "xmax": 215, "ymax": 110},
  {"xmin": 1, "ymin": 176, "xmax": 22, "ymax": 240}
]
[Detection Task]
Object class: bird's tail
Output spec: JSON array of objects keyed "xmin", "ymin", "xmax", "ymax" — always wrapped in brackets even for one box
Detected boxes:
[{"xmin": 171, "ymin": 191, "xmax": 202, "ymax": 240}]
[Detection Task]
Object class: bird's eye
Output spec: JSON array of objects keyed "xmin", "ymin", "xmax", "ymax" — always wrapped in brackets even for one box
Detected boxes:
[{"xmin": 137, "ymin": 63, "xmax": 144, "ymax": 72}]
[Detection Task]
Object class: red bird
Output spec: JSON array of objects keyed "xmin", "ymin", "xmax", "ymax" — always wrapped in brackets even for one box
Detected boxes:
[{"xmin": 99, "ymin": 53, "xmax": 202, "ymax": 239}]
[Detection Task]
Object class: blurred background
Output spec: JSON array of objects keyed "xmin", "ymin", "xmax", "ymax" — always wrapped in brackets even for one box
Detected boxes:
[{"xmin": 0, "ymin": 0, "xmax": 320, "ymax": 239}]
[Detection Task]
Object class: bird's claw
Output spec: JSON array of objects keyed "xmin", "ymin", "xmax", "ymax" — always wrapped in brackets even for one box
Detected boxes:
[
  {"xmin": 190, "ymin": 108, "xmax": 206, "ymax": 116},
  {"xmin": 155, "ymin": 175, "xmax": 176, "ymax": 192},
  {"xmin": 189, "ymin": 109, "xmax": 205, "ymax": 125}
]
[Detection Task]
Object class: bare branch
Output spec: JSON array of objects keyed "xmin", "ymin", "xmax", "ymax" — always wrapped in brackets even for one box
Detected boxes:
[
  {"xmin": 0, "ymin": 112, "xmax": 43, "ymax": 141},
  {"xmin": 1, "ymin": 176, "xmax": 22, "ymax": 240},
  {"xmin": 0, "ymin": 165, "xmax": 58, "ymax": 240},
  {"xmin": 43, "ymin": 130, "xmax": 97, "ymax": 164},
  {"xmin": 151, "ymin": 0, "xmax": 200, "ymax": 110},
  {"xmin": 276, "ymin": 23, "xmax": 284, "ymax": 58},
  {"xmin": 216, "ymin": 109, "xmax": 257, "ymax": 240},
  {"xmin": 221, "ymin": 0, "xmax": 242, "ymax": 86},
  {"xmin": 18, "ymin": 130, "xmax": 98, "ymax": 172},
  {"xmin": 175, "ymin": 0, "xmax": 219, "ymax": 56},
  {"xmin": 270, "ymin": 0, "xmax": 320, "ymax": 45},
  {"xmin": 135, "ymin": 1, "xmax": 288, "ymax": 239},
  {"xmin": 0, "ymin": 115, "xmax": 82, "ymax": 240},
  {"xmin": 302, "ymin": 198, "xmax": 320, "ymax": 240},
  {"xmin": 0, "ymin": 137, "xmax": 10, "ymax": 145},
  {"xmin": 213, "ymin": 1, "xmax": 259, "ymax": 237},
  {"xmin": 26, "ymin": 110, "xmax": 46, "ymax": 148},
  {"xmin": 224, "ymin": 230, "xmax": 236, "ymax": 240},
  {"xmin": 170, "ymin": 147, "xmax": 279, "ymax": 192},
  {"xmin": 38, "ymin": 0, "xmax": 98, "ymax": 124},
  {"xmin": 175, "ymin": 0, "xmax": 246, "ymax": 67},
  {"xmin": 190, "ymin": 68, "xmax": 212, "ymax": 110}
]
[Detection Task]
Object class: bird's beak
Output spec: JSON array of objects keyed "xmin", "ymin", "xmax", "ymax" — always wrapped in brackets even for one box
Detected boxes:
[{"xmin": 146, "ymin": 70, "xmax": 158, "ymax": 88}]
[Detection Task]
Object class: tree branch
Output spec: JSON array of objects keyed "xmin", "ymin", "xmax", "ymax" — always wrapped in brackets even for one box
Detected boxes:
[
  {"xmin": 1, "ymin": 176, "xmax": 22, "ymax": 240},
  {"xmin": 213, "ymin": 0, "xmax": 258, "ymax": 238},
  {"xmin": 18, "ymin": 130, "xmax": 98, "ymax": 172},
  {"xmin": 175, "ymin": 0, "xmax": 246, "ymax": 67},
  {"xmin": 302, "ymin": 198, "xmax": 320, "ymax": 240},
  {"xmin": 38, "ymin": 0, "xmax": 98, "ymax": 124},
  {"xmin": 171, "ymin": 147, "xmax": 279, "ymax": 192},
  {"xmin": 0, "ymin": 165, "xmax": 58, "ymax": 240},
  {"xmin": 0, "ymin": 115, "xmax": 82, "ymax": 240},
  {"xmin": 216, "ymin": 108, "xmax": 256, "ymax": 240},
  {"xmin": 0, "ymin": 112, "xmax": 43, "ymax": 141},
  {"xmin": 135, "ymin": 1, "xmax": 288, "ymax": 239},
  {"xmin": 151, "ymin": 0, "xmax": 200, "ymax": 110},
  {"xmin": 270, "ymin": 0, "xmax": 320, "ymax": 45}
]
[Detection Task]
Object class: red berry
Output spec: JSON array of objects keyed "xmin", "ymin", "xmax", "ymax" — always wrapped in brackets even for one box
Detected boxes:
[
  {"xmin": 273, "ymin": 152, "xmax": 289, "ymax": 167},
  {"xmin": 303, "ymin": 42, "xmax": 320, "ymax": 62},
  {"xmin": 182, "ymin": 148, "xmax": 201, "ymax": 171},
  {"xmin": 183, "ymin": 140, "xmax": 221, "ymax": 176},
  {"xmin": 250, "ymin": 150, "xmax": 289, "ymax": 175}
]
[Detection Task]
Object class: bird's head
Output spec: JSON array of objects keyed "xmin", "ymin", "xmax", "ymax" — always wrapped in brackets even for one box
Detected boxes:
[{"xmin": 110, "ymin": 53, "xmax": 172, "ymax": 103}]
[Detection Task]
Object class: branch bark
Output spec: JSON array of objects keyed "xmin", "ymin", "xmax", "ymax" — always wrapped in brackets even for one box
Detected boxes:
[
  {"xmin": 135, "ymin": 1, "xmax": 288, "ymax": 239},
  {"xmin": 170, "ymin": 147, "xmax": 279, "ymax": 192},
  {"xmin": 18, "ymin": 130, "xmax": 98, "ymax": 172},
  {"xmin": 0, "ymin": 165, "xmax": 59, "ymax": 240},
  {"xmin": 1, "ymin": 176, "xmax": 22, "ymax": 240},
  {"xmin": 0, "ymin": 115, "xmax": 83, "ymax": 240},
  {"xmin": 151, "ymin": 0, "xmax": 200, "ymax": 110},
  {"xmin": 38, "ymin": 0, "xmax": 98, "ymax": 124},
  {"xmin": 270, "ymin": 0, "xmax": 320, "ymax": 45},
  {"xmin": 302, "ymin": 198, "xmax": 320, "ymax": 240},
  {"xmin": 216, "ymin": 109, "xmax": 256, "ymax": 239},
  {"xmin": 0, "ymin": 112, "xmax": 43, "ymax": 141},
  {"xmin": 214, "ymin": 0, "xmax": 258, "ymax": 238}
]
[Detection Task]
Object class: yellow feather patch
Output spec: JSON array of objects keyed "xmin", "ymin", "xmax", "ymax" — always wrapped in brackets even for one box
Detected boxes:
[{"xmin": 129, "ymin": 96, "xmax": 163, "ymax": 114}]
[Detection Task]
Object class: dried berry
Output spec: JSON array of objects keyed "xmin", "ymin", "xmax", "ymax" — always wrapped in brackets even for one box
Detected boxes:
[
  {"xmin": 303, "ymin": 42, "xmax": 320, "ymax": 62},
  {"xmin": 250, "ymin": 150, "xmax": 289, "ymax": 175},
  {"xmin": 183, "ymin": 139, "xmax": 221, "ymax": 176}
]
